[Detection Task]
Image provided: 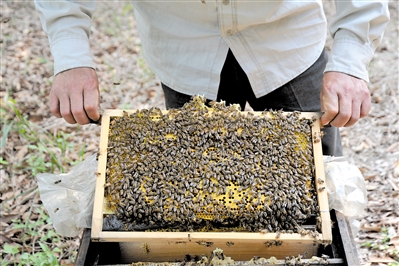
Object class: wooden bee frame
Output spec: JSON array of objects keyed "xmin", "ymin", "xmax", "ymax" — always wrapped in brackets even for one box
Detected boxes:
[{"xmin": 92, "ymin": 109, "xmax": 331, "ymax": 262}]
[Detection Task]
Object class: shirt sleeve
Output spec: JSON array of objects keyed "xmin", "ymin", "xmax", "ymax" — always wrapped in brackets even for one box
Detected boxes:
[
  {"xmin": 325, "ymin": 1, "xmax": 390, "ymax": 82},
  {"xmin": 34, "ymin": 1, "xmax": 96, "ymax": 76}
]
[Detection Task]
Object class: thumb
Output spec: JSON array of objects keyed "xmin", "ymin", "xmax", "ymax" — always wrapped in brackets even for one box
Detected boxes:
[{"xmin": 320, "ymin": 92, "xmax": 339, "ymax": 126}]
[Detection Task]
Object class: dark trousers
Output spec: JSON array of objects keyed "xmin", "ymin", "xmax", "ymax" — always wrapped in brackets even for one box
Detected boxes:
[{"xmin": 162, "ymin": 49, "xmax": 343, "ymax": 156}]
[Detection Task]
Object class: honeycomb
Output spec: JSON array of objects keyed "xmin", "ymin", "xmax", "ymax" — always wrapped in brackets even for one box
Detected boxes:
[{"xmin": 104, "ymin": 96, "xmax": 318, "ymax": 232}]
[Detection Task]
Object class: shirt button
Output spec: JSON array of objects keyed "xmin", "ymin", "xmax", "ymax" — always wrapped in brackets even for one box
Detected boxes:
[
  {"xmin": 223, "ymin": 0, "xmax": 230, "ymax": 4},
  {"xmin": 226, "ymin": 29, "xmax": 234, "ymax": 36}
]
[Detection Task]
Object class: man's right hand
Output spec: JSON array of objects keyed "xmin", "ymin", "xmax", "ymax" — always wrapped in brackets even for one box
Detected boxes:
[{"xmin": 50, "ymin": 67, "xmax": 100, "ymax": 125}]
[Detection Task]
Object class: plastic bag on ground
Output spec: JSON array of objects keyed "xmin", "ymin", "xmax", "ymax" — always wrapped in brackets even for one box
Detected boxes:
[
  {"xmin": 36, "ymin": 154, "xmax": 97, "ymax": 237},
  {"xmin": 324, "ymin": 156, "xmax": 368, "ymax": 235}
]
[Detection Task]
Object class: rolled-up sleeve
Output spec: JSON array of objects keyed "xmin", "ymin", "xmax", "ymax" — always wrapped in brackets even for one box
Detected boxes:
[
  {"xmin": 34, "ymin": 0, "xmax": 96, "ymax": 75},
  {"xmin": 325, "ymin": 1, "xmax": 390, "ymax": 82}
]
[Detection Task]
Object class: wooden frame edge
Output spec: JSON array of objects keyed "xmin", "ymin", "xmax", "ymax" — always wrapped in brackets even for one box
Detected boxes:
[
  {"xmin": 311, "ymin": 118, "xmax": 332, "ymax": 242},
  {"xmin": 91, "ymin": 110, "xmax": 331, "ymax": 243},
  {"xmin": 95, "ymin": 231, "xmax": 321, "ymax": 243},
  {"xmin": 92, "ymin": 114, "xmax": 111, "ymax": 239}
]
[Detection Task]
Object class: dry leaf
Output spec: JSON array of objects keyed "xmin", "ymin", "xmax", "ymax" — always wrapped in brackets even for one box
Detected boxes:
[
  {"xmin": 1, "ymin": 2, "xmax": 397, "ymax": 265},
  {"xmin": 0, "ymin": 222, "xmax": 10, "ymax": 231},
  {"xmin": 390, "ymin": 235, "xmax": 399, "ymax": 247},
  {"xmin": 394, "ymin": 161, "xmax": 399, "ymax": 178},
  {"xmin": 386, "ymin": 143, "xmax": 399, "ymax": 153},
  {"xmin": 14, "ymin": 204, "xmax": 30, "ymax": 217},
  {"xmin": 0, "ymin": 191, "xmax": 15, "ymax": 201},
  {"xmin": 382, "ymin": 212, "xmax": 394, "ymax": 219},
  {"xmin": 366, "ymin": 184, "xmax": 380, "ymax": 190},
  {"xmin": 359, "ymin": 167, "xmax": 369, "ymax": 173},
  {"xmin": 387, "ymin": 177, "xmax": 399, "ymax": 191},
  {"xmin": 369, "ymin": 256, "xmax": 396, "ymax": 263},
  {"xmin": 362, "ymin": 224, "xmax": 382, "ymax": 232},
  {"xmin": 381, "ymin": 218, "xmax": 399, "ymax": 225},
  {"xmin": 365, "ymin": 174, "xmax": 378, "ymax": 180},
  {"xmin": 0, "ymin": 214, "xmax": 21, "ymax": 223},
  {"xmin": 4, "ymin": 228, "xmax": 23, "ymax": 239},
  {"xmin": 0, "ymin": 234, "xmax": 13, "ymax": 244},
  {"xmin": 365, "ymin": 137, "xmax": 377, "ymax": 148},
  {"xmin": 19, "ymin": 189, "xmax": 37, "ymax": 205}
]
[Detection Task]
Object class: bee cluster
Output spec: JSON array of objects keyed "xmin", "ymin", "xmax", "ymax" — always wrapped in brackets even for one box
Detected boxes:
[{"xmin": 104, "ymin": 96, "xmax": 318, "ymax": 232}]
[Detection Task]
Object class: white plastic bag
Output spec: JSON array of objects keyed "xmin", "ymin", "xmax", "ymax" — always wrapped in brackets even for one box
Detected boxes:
[
  {"xmin": 324, "ymin": 156, "xmax": 368, "ymax": 235},
  {"xmin": 36, "ymin": 154, "xmax": 97, "ymax": 237}
]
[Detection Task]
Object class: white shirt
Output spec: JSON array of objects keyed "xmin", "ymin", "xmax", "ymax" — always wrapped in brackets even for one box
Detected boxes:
[{"xmin": 34, "ymin": 0, "xmax": 389, "ymax": 100}]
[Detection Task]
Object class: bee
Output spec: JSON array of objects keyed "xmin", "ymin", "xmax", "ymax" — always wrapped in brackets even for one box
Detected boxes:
[
  {"xmin": 264, "ymin": 241, "xmax": 273, "ymax": 248},
  {"xmin": 267, "ymin": 224, "xmax": 273, "ymax": 232},
  {"xmin": 141, "ymin": 243, "xmax": 150, "ymax": 255},
  {"xmin": 226, "ymin": 241, "xmax": 234, "ymax": 247},
  {"xmin": 311, "ymin": 230, "xmax": 319, "ymax": 238},
  {"xmin": 196, "ymin": 240, "xmax": 214, "ymax": 247}
]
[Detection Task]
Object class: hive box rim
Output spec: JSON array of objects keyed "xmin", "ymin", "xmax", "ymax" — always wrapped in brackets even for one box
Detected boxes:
[{"xmin": 92, "ymin": 109, "xmax": 331, "ymax": 245}]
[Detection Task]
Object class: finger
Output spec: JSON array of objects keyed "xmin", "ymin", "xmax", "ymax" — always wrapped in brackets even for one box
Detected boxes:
[
  {"xmin": 344, "ymin": 82, "xmax": 370, "ymax": 127},
  {"xmin": 330, "ymin": 95, "xmax": 352, "ymax": 127},
  {"xmin": 49, "ymin": 90, "xmax": 62, "ymax": 118},
  {"xmin": 344, "ymin": 100, "xmax": 361, "ymax": 127},
  {"xmin": 70, "ymin": 90, "xmax": 90, "ymax": 125},
  {"xmin": 320, "ymin": 90, "xmax": 339, "ymax": 126},
  {"xmin": 59, "ymin": 94, "xmax": 77, "ymax": 124},
  {"xmin": 360, "ymin": 91, "xmax": 371, "ymax": 118},
  {"xmin": 83, "ymin": 84, "xmax": 100, "ymax": 122}
]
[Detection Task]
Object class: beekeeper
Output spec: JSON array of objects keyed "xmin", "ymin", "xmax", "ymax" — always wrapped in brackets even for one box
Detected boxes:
[{"xmin": 34, "ymin": 1, "xmax": 390, "ymax": 156}]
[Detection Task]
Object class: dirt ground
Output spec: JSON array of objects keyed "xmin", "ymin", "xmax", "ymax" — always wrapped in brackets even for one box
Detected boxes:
[{"xmin": 1, "ymin": 1, "xmax": 398, "ymax": 265}]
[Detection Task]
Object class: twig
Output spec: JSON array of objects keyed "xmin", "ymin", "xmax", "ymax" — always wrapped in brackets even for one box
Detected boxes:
[
  {"xmin": 1, "ymin": 185, "xmax": 38, "ymax": 202},
  {"xmin": 31, "ymin": 222, "xmax": 53, "ymax": 255},
  {"xmin": 11, "ymin": 105, "xmax": 65, "ymax": 173},
  {"xmin": 21, "ymin": 191, "xmax": 39, "ymax": 254}
]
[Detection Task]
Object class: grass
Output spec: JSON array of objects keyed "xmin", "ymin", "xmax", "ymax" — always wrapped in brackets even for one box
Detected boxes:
[
  {"xmin": 361, "ymin": 227, "xmax": 399, "ymax": 266},
  {"xmin": 2, "ymin": 209, "xmax": 61, "ymax": 266},
  {"xmin": 1, "ymin": 96, "xmax": 76, "ymax": 174},
  {"xmin": 0, "ymin": 95, "xmax": 84, "ymax": 265}
]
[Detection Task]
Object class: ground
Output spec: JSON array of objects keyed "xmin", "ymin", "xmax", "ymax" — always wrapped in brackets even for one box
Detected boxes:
[{"xmin": 0, "ymin": 1, "xmax": 398, "ymax": 265}]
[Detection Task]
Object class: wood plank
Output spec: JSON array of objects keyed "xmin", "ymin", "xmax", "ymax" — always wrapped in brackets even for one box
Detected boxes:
[
  {"xmin": 335, "ymin": 211, "xmax": 360, "ymax": 265},
  {"xmin": 100, "ymin": 109, "xmax": 321, "ymax": 119},
  {"xmin": 118, "ymin": 239, "xmax": 317, "ymax": 262},
  {"xmin": 97, "ymin": 259, "xmax": 344, "ymax": 266},
  {"xmin": 92, "ymin": 114, "xmax": 110, "ymax": 239},
  {"xmin": 97, "ymin": 231, "xmax": 321, "ymax": 242},
  {"xmin": 75, "ymin": 228, "xmax": 92, "ymax": 265},
  {"xmin": 312, "ymin": 119, "xmax": 332, "ymax": 243}
]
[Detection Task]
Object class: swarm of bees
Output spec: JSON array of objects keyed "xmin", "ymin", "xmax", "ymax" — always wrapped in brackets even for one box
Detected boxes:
[{"xmin": 104, "ymin": 96, "xmax": 319, "ymax": 232}]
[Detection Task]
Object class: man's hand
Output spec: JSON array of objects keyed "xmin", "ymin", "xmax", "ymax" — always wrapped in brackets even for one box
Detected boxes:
[
  {"xmin": 50, "ymin": 67, "xmax": 100, "ymax": 125},
  {"xmin": 321, "ymin": 72, "xmax": 371, "ymax": 127}
]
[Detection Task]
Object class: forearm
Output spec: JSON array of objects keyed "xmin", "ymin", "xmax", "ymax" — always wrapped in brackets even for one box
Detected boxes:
[
  {"xmin": 34, "ymin": 0, "xmax": 96, "ymax": 75},
  {"xmin": 325, "ymin": 1, "xmax": 390, "ymax": 82}
]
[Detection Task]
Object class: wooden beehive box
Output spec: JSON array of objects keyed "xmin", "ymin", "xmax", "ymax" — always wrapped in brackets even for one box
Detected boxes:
[{"xmin": 92, "ymin": 102, "xmax": 331, "ymax": 262}]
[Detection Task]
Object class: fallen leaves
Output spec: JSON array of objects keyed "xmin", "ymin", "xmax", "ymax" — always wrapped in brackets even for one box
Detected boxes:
[
  {"xmin": 1, "ymin": 0, "xmax": 398, "ymax": 265},
  {"xmin": 394, "ymin": 162, "xmax": 399, "ymax": 177}
]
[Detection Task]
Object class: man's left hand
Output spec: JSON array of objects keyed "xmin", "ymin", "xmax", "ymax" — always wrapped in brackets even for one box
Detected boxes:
[{"xmin": 320, "ymin": 72, "xmax": 371, "ymax": 127}]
